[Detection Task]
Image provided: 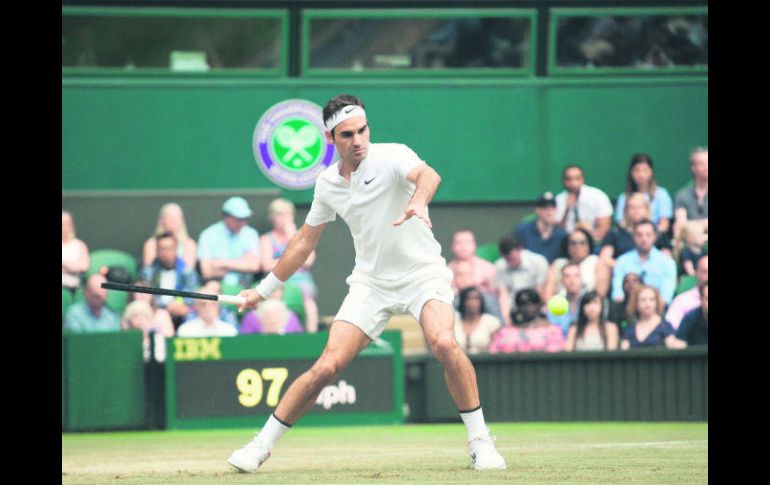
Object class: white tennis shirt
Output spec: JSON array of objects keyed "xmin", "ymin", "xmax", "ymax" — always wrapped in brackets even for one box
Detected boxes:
[{"xmin": 305, "ymin": 143, "xmax": 447, "ymax": 284}]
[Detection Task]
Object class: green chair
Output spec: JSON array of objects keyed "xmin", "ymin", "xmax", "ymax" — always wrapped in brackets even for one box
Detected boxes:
[
  {"xmin": 87, "ymin": 249, "xmax": 138, "ymax": 314},
  {"xmin": 282, "ymin": 282, "xmax": 306, "ymax": 325},
  {"xmin": 62, "ymin": 288, "xmax": 74, "ymax": 322},
  {"xmin": 519, "ymin": 212, "xmax": 536, "ymax": 224},
  {"xmin": 675, "ymin": 275, "xmax": 697, "ymax": 296},
  {"xmin": 475, "ymin": 243, "xmax": 500, "ymax": 263}
]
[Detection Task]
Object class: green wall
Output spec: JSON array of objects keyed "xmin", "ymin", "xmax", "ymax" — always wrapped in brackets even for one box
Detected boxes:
[{"xmin": 62, "ymin": 77, "xmax": 707, "ymax": 203}]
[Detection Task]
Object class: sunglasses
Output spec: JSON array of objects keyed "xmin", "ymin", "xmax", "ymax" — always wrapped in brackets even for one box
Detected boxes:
[{"xmin": 568, "ymin": 239, "xmax": 588, "ymax": 245}]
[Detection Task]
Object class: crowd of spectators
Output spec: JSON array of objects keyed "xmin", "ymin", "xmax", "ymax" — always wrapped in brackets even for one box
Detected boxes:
[{"xmin": 63, "ymin": 147, "xmax": 707, "ymax": 357}]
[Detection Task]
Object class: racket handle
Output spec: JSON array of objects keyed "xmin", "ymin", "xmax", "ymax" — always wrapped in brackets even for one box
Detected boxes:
[{"xmin": 218, "ymin": 294, "xmax": 246, "ymax": 306}]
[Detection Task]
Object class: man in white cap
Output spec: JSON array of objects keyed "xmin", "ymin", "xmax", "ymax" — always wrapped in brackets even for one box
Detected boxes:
[
  {"xmin": 197, "ymin": 196, "xmax": 261, "ymax": 289},
  {"xmin": 228, "ymin": 94, "xmax": 506, "ymax": 473}
]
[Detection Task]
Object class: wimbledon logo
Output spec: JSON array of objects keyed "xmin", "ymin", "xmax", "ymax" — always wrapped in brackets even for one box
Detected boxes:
[{"xmin": 253, "ymin": 99, "xmax": 337, "ymax": 190}]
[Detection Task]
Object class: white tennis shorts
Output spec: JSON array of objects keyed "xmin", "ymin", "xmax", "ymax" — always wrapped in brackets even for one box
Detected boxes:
[{"xmin": 334, "ymin": 265, "xmax": 455, "ymax": 339}]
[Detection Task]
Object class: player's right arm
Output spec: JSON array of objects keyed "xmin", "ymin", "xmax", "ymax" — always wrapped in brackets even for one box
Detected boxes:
[{"xmin": 238, "ymin": 223, "xmax": 327, "ymax": 312}]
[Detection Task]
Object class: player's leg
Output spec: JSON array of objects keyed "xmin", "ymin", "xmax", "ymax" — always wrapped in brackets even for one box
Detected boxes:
[
  {"xmin": 228, "ymin": 320, "xmax": 372, "ymax": 473},
  {"xmin": 418, "ymin": 299, "xmax": 506, "ymax": 470}
]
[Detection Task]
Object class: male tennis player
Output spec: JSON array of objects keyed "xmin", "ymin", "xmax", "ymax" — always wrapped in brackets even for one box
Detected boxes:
[{"xmin": 227, "ymin": 94, "xmax": 506, "ymax": 472}]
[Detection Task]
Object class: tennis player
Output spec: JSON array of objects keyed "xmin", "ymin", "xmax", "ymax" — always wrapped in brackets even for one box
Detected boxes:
[{"xmin": 228, "ymin": 94, "xmax": 506, "ymax": 472}]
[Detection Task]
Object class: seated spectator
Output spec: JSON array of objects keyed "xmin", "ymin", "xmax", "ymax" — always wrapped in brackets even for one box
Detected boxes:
[
  {"xmin": 64, "ymin": 273, "xmax": 121, "ymax": 333},
  {"xmin": 600, "ymin": 192, "xmax": 672, "ymax": 271},
  {"xmin": 183, "ymin": 280, "xmax": 240, "ymax": 329},
  {"xmin": 140, "ymin": 232, "xmax": 200, "ymax": 328},
  {"xmin": 240, "ymin": 288, "xmax": 304, "ymax": 335},
  {"xmin": 448, "ymin": 229, "xmax": 498, "ymax": 295},
  {"xmin": 62, "ymin": 210, "xmax": 90, "ymax": 294},
  {"xmin": 611, "ymin": 220, "xmax": 678, "ymax": 305},
  {"xmin": 142, "ymin": 203, "xmax": 197, "ymax": 269},
  {"xmin": 452, "ymin": 260, "xmax": 504, "ymax": 322},
  {"xmin": 197, "ymin": 196, "xmax": 261, "ymax": 290},
  {"xmin": 177, "ymin": 285, "xmax": 239, "ymax": 337},
  {"xmin": 542, "ymin": 227, "xmax": 607, "ymax": 303},
  {"xmin": 546, "ymin": 263, "xmax": 585, "ymax": 336},
  {"xmin": 674, "ymin": 282, "xmax": 708, "ymax": 347},
  {"xmin": 488, "ymin": 289, "xmax": 565, "ymax": 353},
  {"xmin": 665, "ymin": 255, "xmax": 708, "ymax": 329},
  {"xmin": 673, "ymin": 147, "xmax": 708, "ymax": 237},
  {"xmin": 674, "ymin": 220, "xmax": 708, "ymax": 276},
  {"xmin": 614, "ymin": 154, "xmax": 673, "ymax": 235},
  {"xmin": 514, "ymin": 192, "xmax": 568, "ymax": 263},
  {"xmin": 454, "ymin": 286, "xmax": 502, "ymax": 354},
  {"xmin": 494, "ymin": 235, "xmax": 549, "ymax": 326},
  {"xmin": 260, "ymin": 198, "xmax": 319, "ymax": 333},
  {"xmin": 620, "ymin": 285, "xmax": 684, "ymax": 349},
  {"xmin": 565, "ymin": 290, "xmax": 619, "ymax": 351},
  {"xmin": 555, "ymin": 165, "xmax": 614, "ymax": 245},
  {"xmin": 607, "ymin": 272, "xmax": 643, "ymax": 334},
  {"xmin": 121, "ymin": 288, "xmax": 175, "ymax": 362}
]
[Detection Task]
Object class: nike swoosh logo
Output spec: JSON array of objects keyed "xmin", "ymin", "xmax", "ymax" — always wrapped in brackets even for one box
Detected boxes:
[
  {"xmin": 344, "ymin": 107, "xmax": 355, "ymax": 114},
  {"xmin": 364, "ymin": 177, "xmax": 376, "ymax": 185}
]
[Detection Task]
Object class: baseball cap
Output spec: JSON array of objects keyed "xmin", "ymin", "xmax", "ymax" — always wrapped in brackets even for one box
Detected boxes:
[
  {"xmin": 535, "ymin": 192, "xmax": 557, "ymax": 207},
  {"xmin": 222, "ymin": 196, "xmax": 253, "ymax": 219}
]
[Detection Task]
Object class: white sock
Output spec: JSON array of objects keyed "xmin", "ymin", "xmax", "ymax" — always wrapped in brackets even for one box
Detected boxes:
[
  {"xmin": 459, "ymin": 406, "xmax": 488, "ymax": 440},
  {"xmin": 256, "ymin": 414, "xmax": 291, "ymax": 449}
]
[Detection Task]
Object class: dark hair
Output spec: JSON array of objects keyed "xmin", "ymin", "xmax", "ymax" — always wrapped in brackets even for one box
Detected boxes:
[
  {"xmin": 560, "ymin": 227, "xmax": 595, "ymax": 258},
  {"xmin": 155, "ymin": 231, "xmax": 176, "ymax": 243},
  {"xmin": 562, "ymin": 165, "xmax": 584, "ymax": 178},
  {"xmin": 323, "ymin": 94, "xmax": 365, "ymax": 138},
  {"xmin": 632, "ymin": 218, "xmax": 657, "ymax": 235},
  {"xmin": 575, "ymin": 290, "xmax": 608, "ymax": 349},
  {"xmin": 498, "ymin": 235, "xmax": 523, "ymax": 256},
  {"xmin": 625, "ymin": 153, "xmax": 659, "ymax": 199},
  {"xmin": 458, "ymin": 286, "xmax": 486, "ymax": 320},
  {"xmin": 512, "ymin": 288, "xmax": 543, "ymax": 325}
]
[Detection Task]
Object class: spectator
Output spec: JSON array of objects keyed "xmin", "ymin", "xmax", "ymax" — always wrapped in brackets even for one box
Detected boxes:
[
  {"xmin": 514, "ymin": 192, "xmax": 568, "ymax": 263},
  {"xmin": 142, "ymin": 203, "xmax": 197, "ymax": 269},
  {"xmin": 488, "ymin": 289, "xmax": 565, "ymax": 353},
  {"xmin": 673, "ymin": 147, "xmax": 708, "ymax": 237},
  {"xmin": 611, "ymin": 220, "xmax": 678, "ymax": 305},
  {"xmin": 448, "ymin": 230, "xmax": 503, "ymax": 321},
  {"xmin": 674, "ymin": 282, "xmax": 708, "ymax": 347},
  {"xmin": 555, "ymin": 165, "xmax": 614, "ymax": 244},
  {"xmin": 542, "ymin": 227, "xmax": 607, "ymax": 303},
  {"xmin": 140, "ymin": 232, "xmax": 200, "ymax": 328},
  {"xmin": 600, "ymin": 192, "xmax": 672, "ymax": 271},
  {"xmin": 674, "ymin": 220, "xmax": 708, "ymax": 276},
  {"xmin": 614, "ymin": 153, "xmax": 674, "ymax": 235},
  {"xmin": 494, "ymin": 235, "xmax": 549, "ymax": 326},
  {"xmin": 565, "ymin": 290, "xmax": 619, "ymax": 351},
  {"xmin": 620, "ymin": 285, "xmax": 684, "ymax": 349},
  {"xmin": 260, "ymin": 198, "xmax": 319, "ymax": 333},
  {"xmin": 546, "ymin": 263, "xmax": 585, "ymax": 336},
  {"xmin": 607, "ymin": 272, "xmax": 643, "ymax": 334},
  {"xmin": 665, "ymin": 255, "xmax": 708, "ymax": 329},
  {"xmin": 177, "ymin": 284, "xmax": 239, "ymax": 337},
  {"xmin": 62, "ymin": 210, "xmax": 90, "ymax": 295},
  {"xmin": 121, "ymin": 284, "xmax": 175, "ymax": 362},
  {"xmin": 452, "ymin": 259, "xmax": 504, "ymax": 322},
  {"xmin": 454, "ymin": 286, "xmax": 502, "ymax": 354},
  {"xmin": 240, "ymin": 287, "xmax": 304, "ymax": 335},
  {"xmin": 197, "ymin": 196, "xmax": 261, "ymax": 290},
  {"xmin": 64, "ymin": 273, "xmax": 121, "ymax": 333},
  {"xmin": 183, "ymin": 279, "xmax": 240, "ymax": 329}
]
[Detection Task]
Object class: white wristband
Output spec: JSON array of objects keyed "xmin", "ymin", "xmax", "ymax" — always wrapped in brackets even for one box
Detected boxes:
[{"xmin": 255, "ymin": 272, "xmax": 284, "ymax": 299}]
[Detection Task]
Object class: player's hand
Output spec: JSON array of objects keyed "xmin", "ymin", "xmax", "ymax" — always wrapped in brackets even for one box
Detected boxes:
[
  {"xmin": 237, "ymin": 289, "xmax": 265, "ymax": 313},
  {"xmin": 392, "ymin": 203, "xmax": 432, "ymax": 228}
]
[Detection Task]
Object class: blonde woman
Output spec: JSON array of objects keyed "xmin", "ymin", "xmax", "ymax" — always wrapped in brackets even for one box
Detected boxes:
[
  {"xmin": 620, "ymin": 285, "xmax": 684, "ymax": 349},
  {"xmin": 259, "ymin": 198, "xmax": 319, "ymax": 333},
  {"xmin": 62, "ymin": 210, "xmax": 90, "ymax": 292},
  {"xmin": 142, "ymin": 203, "xmax": 197, "ymax": 268}
]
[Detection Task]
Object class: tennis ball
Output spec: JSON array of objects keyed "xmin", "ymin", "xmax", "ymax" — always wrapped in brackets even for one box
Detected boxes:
[{"xmin": 548, "ymin": 295, "xmax": 569, "ymax": 316}]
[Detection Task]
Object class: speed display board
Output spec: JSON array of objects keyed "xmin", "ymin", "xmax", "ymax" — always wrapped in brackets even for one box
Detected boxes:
[{"xmin": 165, "ymin": 331, "xmax": 404, "ymax": 429}]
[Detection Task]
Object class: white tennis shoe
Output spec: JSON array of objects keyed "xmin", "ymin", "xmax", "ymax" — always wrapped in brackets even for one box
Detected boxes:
[
  {"xmin": 227, "ymin": 437, "xmax": 271, "ymax": 473},
  {"xmin": 468, "ymin": 431, "xmax": 506, "ymax": 470}
]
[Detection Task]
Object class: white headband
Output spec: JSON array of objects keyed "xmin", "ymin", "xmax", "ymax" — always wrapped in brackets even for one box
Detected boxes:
[{"xmin": 324, "ymin": 105, "xmax": 366, "ymax": 132}]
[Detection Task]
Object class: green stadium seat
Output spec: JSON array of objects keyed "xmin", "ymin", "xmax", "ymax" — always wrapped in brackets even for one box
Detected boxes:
[
  {"xmin": 87, "ymin": 249, "xmax": 138, "ymax": 314},
  {"xmin": 675, "ymin": 275, "xmax": 697, "ymax": 296},
  {"xmin": 282, "ymin": 282, "xmax": 306, "ymax": 325},
  {"xmin": 62, "ymin": 288, "xmax": 74, "ymax": 322},
  {"xmin": 475, "ymin": 243, "xmax": 500, "ymax": 263},
  {"xmin": 519, "ymin": 212, "xmax": 536, "ymax": 224}
]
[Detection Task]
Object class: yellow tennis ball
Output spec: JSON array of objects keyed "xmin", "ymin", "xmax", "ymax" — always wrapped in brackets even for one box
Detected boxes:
[{"xmin": 548, "ymin": 295, "xmax": 569, "ymax": 316}]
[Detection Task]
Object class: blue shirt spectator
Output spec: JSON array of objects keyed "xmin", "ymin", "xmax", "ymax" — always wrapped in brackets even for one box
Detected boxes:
[
  {"xmin": 514, "ymin": 192, "xmax": 567, "ymax": 263},
  {"xmin": 140, "ymin": 232, "xmax": 199, "ymax": 324},
  {"xmin": 64, "ymin": 273, "xmax": 121, "ymax": 333},
  {"xmin": 614, "ymin": 189, "xmax": 673, "ymax": 229}
]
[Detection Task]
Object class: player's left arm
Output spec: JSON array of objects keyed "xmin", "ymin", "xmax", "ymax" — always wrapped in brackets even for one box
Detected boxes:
[{"xmin": 392, "ymin": 164, "xmax": 441, "ymax": 228}]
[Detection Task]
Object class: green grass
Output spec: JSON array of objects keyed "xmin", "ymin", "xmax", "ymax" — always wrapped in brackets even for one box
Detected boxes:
[{"xmin": 62, "ymin": 422, "xmax": 707, "ymax": 484}]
